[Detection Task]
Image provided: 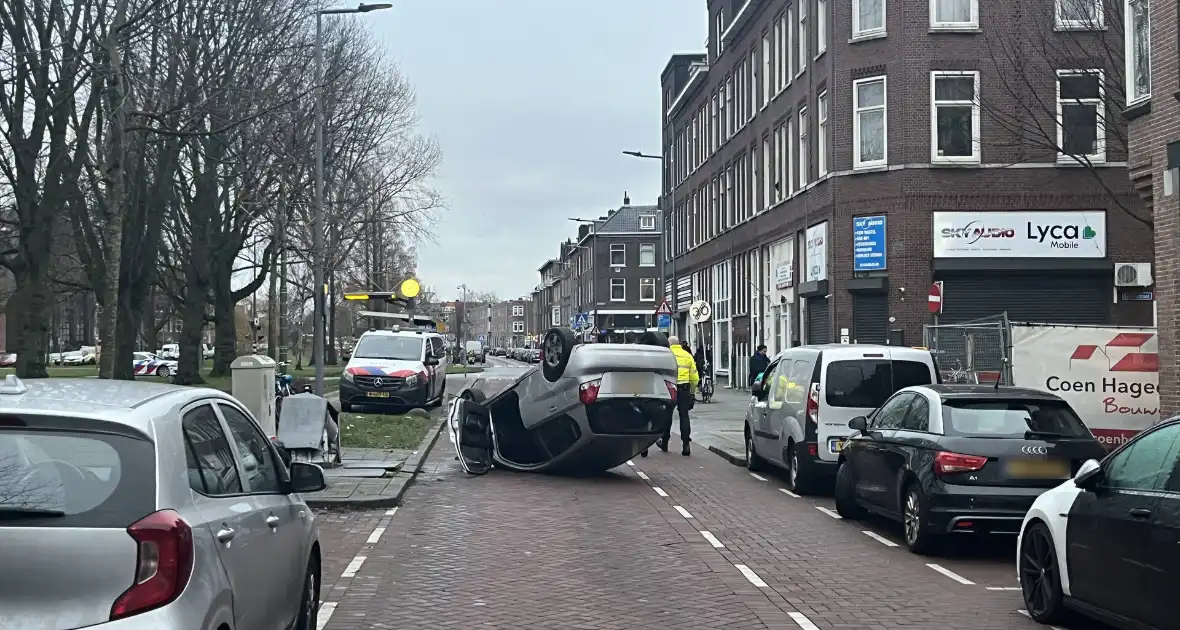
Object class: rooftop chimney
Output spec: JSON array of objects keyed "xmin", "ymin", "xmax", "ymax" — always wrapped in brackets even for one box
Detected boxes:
[{"xmin": 623, "ymin": 192, "xmax": 631, "ymax": 206}]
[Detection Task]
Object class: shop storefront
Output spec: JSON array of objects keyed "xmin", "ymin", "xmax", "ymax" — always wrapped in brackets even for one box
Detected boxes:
[
  {"xmin": 763, "ymin": 238, "xmax": 796, "ymax": 356},
  {"xmin": 799, "ymin": 221, "xmax": 831, "ymax": 344},
  {"xmin": 932, "ymin": 211, "xmax": 1112, "ymax": 325}
]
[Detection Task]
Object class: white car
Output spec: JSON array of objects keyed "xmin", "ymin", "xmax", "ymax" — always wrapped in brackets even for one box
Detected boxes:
[
  {"xmin": 133, "ymin": 352, "xmax": 177, "ymax": 379},
  {"xmin": 338, "ymin": 328, "xmax": 449, "ymax": 412},
  {"xmin": 1017, "ymin": 417, "xmax": 1179, "ymax": 629}
]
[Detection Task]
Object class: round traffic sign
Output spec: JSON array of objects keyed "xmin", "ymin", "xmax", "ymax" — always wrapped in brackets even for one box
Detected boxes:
[{"xmin": 689, "ymin": 300, "xmax": 712, "ymax": 323}]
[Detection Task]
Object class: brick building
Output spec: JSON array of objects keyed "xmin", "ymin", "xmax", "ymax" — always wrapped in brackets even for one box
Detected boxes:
[
  {"xmin": 659, "ymin": 0, "xmax": 1153, "ymax": 387},
  {"xmin": 489, "ymin": 298, "xmax": 535, "ymax": 347}
]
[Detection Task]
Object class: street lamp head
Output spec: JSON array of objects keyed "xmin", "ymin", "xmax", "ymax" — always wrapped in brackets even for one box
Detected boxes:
[
  {"xmin": 622, "ymin": 150, "xmax": 643, "ymax": 157},
  {"xmin": 357, "ymin": 3, "xmax": 392, "ymax": 11}
]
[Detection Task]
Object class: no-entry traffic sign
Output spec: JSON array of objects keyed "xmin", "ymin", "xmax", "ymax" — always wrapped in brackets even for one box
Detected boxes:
[{"xmin": 928, "ymin": 282, "xmax": 944, "ymax": 314}]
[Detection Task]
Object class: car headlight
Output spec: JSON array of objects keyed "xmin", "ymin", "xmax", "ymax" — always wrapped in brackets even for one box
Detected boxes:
[
  {"xmin": 405, "ymin": 374, "xmax": 419, "ymax": 387},
  {"xmin": 342, "ymin": 371, "xmax": 354, "ymax": 383}
]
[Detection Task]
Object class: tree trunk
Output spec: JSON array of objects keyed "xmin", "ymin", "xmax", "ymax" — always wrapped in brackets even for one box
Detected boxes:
[
  {"xmin": 9, "ymin": 270, "xmax": 52, "ymax": 378},
  {"xmin": 279, "ymin": 250, "xmax": 288, "ymax": 364},
  {"xmin": 112, "ymin": 289, "xmax": 139, "ymax": 380},
  {"xmin": 173, "ymin": 283, "xmax": 206, "ymax": 385},
  {"xmin": 211, "ymin": 288, "xmax": 235, "ymax": 377},
  {"xmin": 327, "ymin": 272, "xmax": 338, "ymax": 365}
]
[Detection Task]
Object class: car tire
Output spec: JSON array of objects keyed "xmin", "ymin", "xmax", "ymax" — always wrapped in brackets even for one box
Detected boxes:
[
  {"xmin": 157, "ymin": 365, "xmax": 171, "ymax": 379},
  {"xmin": 340, "ymin": 401, "xmax": 353, "ymax": 413},
  {"xmin": 1020, "ymin": 521, "xmax": 1069, "ymax": 624},
  {"xmin": 902, "ymin": 482, "xmax": 939, "ymax": 555},
  {"xmin": 745, "ymin": 428, "xmax": 766, "ymax": 472},
  {"xmin": 460, "ymin": 388, "xmax": 486, "ymax": 403},
  {"xmin": 294, "ymin": 555, "xmax": 321, "ymax": 630},
  {"xmin": 834, "ymin": 461, "xmax": 867, "ymax": 519},
  {"xmin": 541, "ymin": 327, "xmax": 576, "ymax": 383},
  {"xmin": 785, "ymin": 443, "xmax": 815, "ymax": 495}
]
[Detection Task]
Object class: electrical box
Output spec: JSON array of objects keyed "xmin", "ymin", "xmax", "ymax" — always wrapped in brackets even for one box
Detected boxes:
[{"xmin": 231, "ymin": 354, "xmax": 277, "ymax": 438}]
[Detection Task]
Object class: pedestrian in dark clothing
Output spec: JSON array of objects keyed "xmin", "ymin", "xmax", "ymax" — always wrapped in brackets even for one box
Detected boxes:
[{"xmin": 749, "ymin": 345, "xmax": 770, "ymax": 387}]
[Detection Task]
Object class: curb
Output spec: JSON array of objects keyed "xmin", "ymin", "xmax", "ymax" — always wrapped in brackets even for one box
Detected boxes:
[
  {"xmin": 707, "ymin": 444, "xmax": 748, "ymax": 467},
  {"xmin": 305, "ymin": 412, "xmax": 449, "ymax": 509}
]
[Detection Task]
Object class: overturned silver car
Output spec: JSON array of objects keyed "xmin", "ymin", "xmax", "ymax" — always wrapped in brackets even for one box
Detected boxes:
[{"xmin": 450, "ymin": 327, "xmax": 679, "ymax": 474}]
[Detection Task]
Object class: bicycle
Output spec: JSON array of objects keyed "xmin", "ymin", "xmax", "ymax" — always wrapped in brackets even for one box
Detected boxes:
[{"xmin": 943, "ymin": 360, "xmax": 979, "ymax": 384}]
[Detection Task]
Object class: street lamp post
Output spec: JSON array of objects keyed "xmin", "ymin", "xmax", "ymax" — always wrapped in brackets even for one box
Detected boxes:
[
  {"xmin": 622, "ymin": 150, "xmax": 673, "ymax": 332},
  {"xmin": 313, "ymin": 2, "xmax": 391, "ymax": 396}
]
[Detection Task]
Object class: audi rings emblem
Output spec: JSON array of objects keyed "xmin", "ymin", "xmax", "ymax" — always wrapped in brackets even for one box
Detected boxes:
[
  {"xmin": 372, "ymin": 378, "xmax": 383, "ymax": 387},
  {"xmin": 1021, "ymin": 445, "xmax": 1048, "ymax": 455}
]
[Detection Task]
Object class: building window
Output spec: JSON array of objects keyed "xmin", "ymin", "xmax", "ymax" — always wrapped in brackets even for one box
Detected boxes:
[
  {"xmin": 817, "ymin": 92, "xmax": 828, "ymax": 176},
  {"xmin": 817, "ymin": 0, "xmax": 827, "ymax": 54},
  {"xmin": 639, "ymin": 215, "xmax": 656, "ymax": 230},
  {"xmin": 931, "ymin": 71, "xmax": 980, "ymax": 163},
  {"xmin": 853, "ymin": 0, "xmax": 886, "ymax": 37},
  {"xmin": 1056, "ymin": 0, "xmax": 1103, "ymax": 29},
  {"xmin": 712, "ymin": 261, "xmax": 731, "ymax": 373},
  {"xmin": 853, "ymin": 76, "xmax": 888, "ymax": 168},
  {"xmin": 1056, "ymin": 70, "xmax": 1105, "ymax": 163},
  {"xmin": 512, "ymin": 321, "xmax": 525, "ymax": 333},
  {"xmin": 761, "ymin": 32, "xmax": 772, "ymax": 106},
  {"xmin": 797, "ymin": 0, "xmax": 807, "ymax": 75},
  {"xmin": 639, "ymin": 243, "xmax": 656, "ymax": 266},
  {"xmin": 715, "ymin": 8, "xmax": 726, "ymax": 57},
  {"xmin": 551, "ymin": 306, "xmax": 561, "ymax": 326},
  {"xmin": 512, "ymin": 304, "xmax": 524, "ymax": 317},
  {"xmin": 784, "ymin": 117, "xmax": 794, "ymax": 195},
  {"xmin": 640, "ymin": 278, "xmax": 657, "ymax": 302},
  {"xmin": 930, "ymin": 0, "xmax": 977, "ymax": 28},
  {"xmin": 1125, "ymin": 0, "xmax": 1150, "ymax": 104},
  {"xmin": 610, "ymin": 278, "xmax": 626, "ymax": 301},
  {"xmin": 783, "ymin": 10, "xmax": 793, "ymax": 87},
  {"xmin": 609, "ymin": 243, "xmax": 626, "ymax": 266},
  {"xmin": 798, "ymin": 107, "xmax": 810, "ymax": 186}
]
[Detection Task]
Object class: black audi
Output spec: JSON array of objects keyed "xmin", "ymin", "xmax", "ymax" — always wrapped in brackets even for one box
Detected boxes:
[{"xmin": 833, "ymin": 384, "xmax": 1107, "ymax": 554}]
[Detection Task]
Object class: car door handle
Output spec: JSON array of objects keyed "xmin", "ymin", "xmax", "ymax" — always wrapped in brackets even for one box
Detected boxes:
[
  {"xmin": 1129, "ymin": 508, "xmax": 1153, "ymax": 519},
  {"xmin": 216, "ymin": 528, "xmax": 236, "ymax": 543},
  {"xmin": 266, "ymin": 515, "xmax": 281, "ymax": 528}
]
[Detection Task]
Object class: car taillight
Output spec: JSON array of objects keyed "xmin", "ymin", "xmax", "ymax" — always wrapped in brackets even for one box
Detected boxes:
[
  {"xmin": 664, "ymin": 379, "xmax": 677, "ymax": 402},
  {"xmin": 110, "ymin": 509, "xmax": 194, "ymax": 620},
  {"xmin": 806, "ymin": 384, "xmax": 820, "ymax": 424},
  {"xmin": 934, "ymin": 451, "xmax": 988, "ymax": 475},
  {"xmin": 579, "ymin": 379, "xmax": 601, "ymax": 405}
]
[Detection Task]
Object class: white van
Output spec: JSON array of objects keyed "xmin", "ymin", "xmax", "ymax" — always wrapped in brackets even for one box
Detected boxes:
[{"xmin": 744, "ymin": 344, "xmax": 939, "ymax": 494}]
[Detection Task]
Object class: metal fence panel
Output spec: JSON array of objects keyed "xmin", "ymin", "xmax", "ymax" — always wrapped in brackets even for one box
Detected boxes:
[{"xmin": 923, "ymin": 314, "xmax": 1013, "ymax": 385}]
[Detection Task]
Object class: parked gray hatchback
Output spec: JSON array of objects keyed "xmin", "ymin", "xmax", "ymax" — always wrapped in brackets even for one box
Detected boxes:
[{"xmin": 0, "ymin": 376, "xmax": 327, "ymax": 630}]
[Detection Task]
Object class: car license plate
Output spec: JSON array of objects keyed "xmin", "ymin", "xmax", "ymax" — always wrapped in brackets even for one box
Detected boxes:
[
  {"xmin": 612, "ymin": 374, "xmax": 650, "ymax": 396},
  {"xmin": 1005, "ymin": 458, "xmax": 1069, "ymax": 479},
  {"xmin": 829, "ymin": 439, "xmax": 846, "ymax": 453},
  {"xmin": 366, "ymin": 391, "xmax": 391, "ymax": 398}
]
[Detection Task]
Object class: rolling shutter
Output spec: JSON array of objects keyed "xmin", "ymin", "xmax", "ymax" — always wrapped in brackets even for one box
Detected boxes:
[
  {"xmin": 938, "ymin": 272, "xmax": 1109, "ymax": 325},
  {"xmin": 852, "ymin": 293, "xmax": 888, "ymax": 344},
  {"xmin": 806, "ymin": 297, "xmax": 831, "ymax": 344}
]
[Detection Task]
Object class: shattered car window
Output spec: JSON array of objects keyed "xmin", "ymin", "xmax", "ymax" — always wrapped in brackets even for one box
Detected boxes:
[{"xmin": 353, "ymin": 336, "xmax": 423, "ymax": 361}]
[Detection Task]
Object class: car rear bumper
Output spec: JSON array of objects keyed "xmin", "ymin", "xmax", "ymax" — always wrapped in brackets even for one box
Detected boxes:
[
  {"xmin": 340, "ymin": 380, "xmax": 428, "ymax": 407},
  {"xmin": 927, "ymin": 483, "xmax": 1046, "ymax": 535}
]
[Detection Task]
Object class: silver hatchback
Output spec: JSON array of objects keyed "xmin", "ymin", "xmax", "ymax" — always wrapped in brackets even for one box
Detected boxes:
[{"xmin": 0, "ymin": 376, "xmax": 326, "ymax": 630}]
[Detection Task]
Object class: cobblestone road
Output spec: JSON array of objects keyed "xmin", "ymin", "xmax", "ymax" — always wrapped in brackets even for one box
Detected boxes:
[{"xmin": 314, "ymin": 404, "xmax": 1114, "ymax": 629}]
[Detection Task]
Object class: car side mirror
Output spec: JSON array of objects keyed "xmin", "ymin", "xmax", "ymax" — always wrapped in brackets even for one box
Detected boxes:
[
  {"xmin": 424, "ymin": 356, "xmax": 440, "ymax": 366},
  {"xmin": 848, "ymin": 416, "xmax": 869, "ymax": 433},
  {"xmin": 1073, "ymin": 459, "xmax": 1104, "ymax": 490},
  {"xmin": 289, "ymin": 462, "xmax": 326, "ymax": 493},
  {"xmin": 751, "ymin": 381, "xmax": 764, "ymax": 396}
]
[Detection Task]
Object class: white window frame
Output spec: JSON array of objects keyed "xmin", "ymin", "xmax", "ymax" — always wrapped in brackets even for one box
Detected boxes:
[
  {"xmin": 1124, "ymin": 0, "xmax": 1151, "ymax": 105},
  {"xmin": 798, "ymin": 107, "xmax": 810, "ymax": 186},
  {"xmin": 716, "ymin": 9, "xmax": 726, "ymax": 57},
  {"xmin": 930, "ymin": 70, "xmax": 981, "ymax": 164},
  {"xmin": 551, "ymin": 306, "xmax": 561, "ymax": 326},
  {"xmin": 817, "ymin": 0, "xmax": 827, "ymax": 55},
  {"xmin": 512, "ymin": 304, "xmax": 525, "ymax": 317},
  {"xmin": 761, "ymin": 32, "xmax": 772, "ymax": 106},
  {"xmin": 784, "ymin": 10, "xmax": 793, "ymax": 87},
  {"xmin": 1055, "ymin": 0, "xmax": 1104, "ymax": 30},
  {"xmin": 853, "ymin": 75, "xmax": 889, "ymax": 169},
  {"xmin": 929, "ymin": 0, "xmax": 978, "ymax": 29},
  {"xmin": 773, "ymin": 18, "xmax": 783, "ymax": 93},
  {"xmin": 784, "ymin": 117, "xmax": 794, "ymax": 195},
  {"xmin": 797, "ymin": 0, "xmax": 807, "ymax": 76},
  {"xmin": 639, "ymin": 215, "xmax": 656, "ymax": 230},
  {"xmin": 817, "ymin": 91, "xmax": 828, "ymax": 176},
  {"xmin": 763, "ymin": 135, "xmax": 772, "ymax": 208},
  {"xmin": 639, "ymin": 243, "xmax": 656, "ymax": 267},
  {"xmin": 1056, "ymin": 69, "xmax": 1107, "ymax": 164},
  {"xmin": 609, "ymin": 243, "xmax": 626, "ymax": 266},
  {"xmin": 639, "ymin": 278, "xmax": 657, "ymax": 302},
  {"xmin": 512, "ymin": 321, "xmax": 525, "ymax": 334},
  {"xmin": 853, "ymin": 0, "xmax": 887, "ymax": 38},
  {"xmin": 610, "ymin": 278, "xmax": 626, "ymax": 302}
]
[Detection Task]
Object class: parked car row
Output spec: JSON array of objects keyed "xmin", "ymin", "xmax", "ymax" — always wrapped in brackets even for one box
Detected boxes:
[
  {"xmin": 744, "ymin": 343, "xmax": 1177, "ymax": 630},
  {"xmin": 505, "ymin": 347, "xmax": 540, "ymax": 363}
]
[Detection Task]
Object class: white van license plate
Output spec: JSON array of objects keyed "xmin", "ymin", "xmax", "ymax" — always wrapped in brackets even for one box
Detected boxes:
[{"xmin": 829, "ymin": 439, "xmax": 846, "ymax": 453}]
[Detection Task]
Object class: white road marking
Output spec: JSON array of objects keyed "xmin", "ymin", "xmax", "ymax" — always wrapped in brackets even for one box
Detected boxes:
[
  {"xmin": 316, "ymin": 602, "xmax": 337, "ymax": 630},
  {"xmin": 384, "ymin": 507, "xmax": 398, "ymax": 516},
  {"xmin": 734, "ymin": 564, "xmax": 769, "ymax": 587},
  {"xmin": 652, "ymin": 486, "xmax": 668, "ymax": 497},
  {"xmin": 926, "ymin": 563, "xmax": 975, "ymax": 585},
  {"xmin": 341, "ymin": 556, "xmax": 366, "ymax": 578},
  {"xmin": 862, "ymin": 530, "xmax": 899, "ymax": 547},
  {"xmin": 627, "ymin": 460, "xmax": 635, "ymax": 466},
  {"xmin": 815, "ymin": 506, "xmax": 842, "ymax": 519},
  {"xmin": 700, "ymin": 531, "xmax": 725, "ymax": 548},
  {"xmin": 749, "ymin": 472, "xmax": 767, "ymax": 481},
  {"xmin": 788, "ymin": 611, "xmax": 821, "ymax": 630},
  {"xmin": 673, "ymin": 505, "xmax": 694, "ymax": 519},
  {"xmin": 366, "ymin": 527, "xmax": 386, "ymax": 544},
  {"xmin": 779, "ymin": 488, "xmax": 800, "ymax": 498},
  {"xmin": 987, "ymin": 586, "xmax": 1021, "ymax": 591},
  {"xmin": 1018, "ymin": 609, "xmax": 1065, "ymax": 629},
  {"xmin": 636, "ymin": 471, "xmax": 650, "ymax": 480}
]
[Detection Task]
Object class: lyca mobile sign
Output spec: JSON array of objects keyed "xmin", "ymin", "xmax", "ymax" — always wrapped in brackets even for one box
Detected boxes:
[{"xmin": 932, "ymin": 211, "xmax": 1106, "ymax": 258}]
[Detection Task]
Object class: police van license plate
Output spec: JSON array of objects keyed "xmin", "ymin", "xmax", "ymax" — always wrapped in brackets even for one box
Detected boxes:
[
  {"xmin": 829, "ymin": 439, "xmax": 846, "ymax": 453},
  {"xmin": 367, "ymin": 391, "xmax": 391, "ymax": 398}
]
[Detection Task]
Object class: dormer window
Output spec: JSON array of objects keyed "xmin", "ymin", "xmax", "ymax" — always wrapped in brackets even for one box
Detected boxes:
[{"xmin": 639, "ymin": 215, "xmax": 657, "ymax": 230}]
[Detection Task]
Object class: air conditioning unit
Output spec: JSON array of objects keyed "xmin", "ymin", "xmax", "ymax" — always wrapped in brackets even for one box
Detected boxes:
[{"xmin": 1114, "ymin": 263, "xmax": 1153, "ymax": 287}]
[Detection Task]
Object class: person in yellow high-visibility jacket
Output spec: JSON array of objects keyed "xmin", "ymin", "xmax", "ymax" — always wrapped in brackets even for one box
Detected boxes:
[{"xmin": 653, "ymin": 335, "xmax": 699, "ymax": 456}]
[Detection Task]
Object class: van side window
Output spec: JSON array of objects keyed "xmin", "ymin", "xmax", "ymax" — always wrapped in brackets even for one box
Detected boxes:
[
  {"xmin": 764, "ymin": 361, "xmax": 789, "ymax": 409},
  {"xmin": 785, "ymin": 359, "xmax": 813, "ymax": 404}
]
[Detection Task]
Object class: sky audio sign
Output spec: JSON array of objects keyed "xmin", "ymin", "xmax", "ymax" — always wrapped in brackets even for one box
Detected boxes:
[{"xmin": 932, "ymin": 211, "xmax": 1107, "ymax": 258}]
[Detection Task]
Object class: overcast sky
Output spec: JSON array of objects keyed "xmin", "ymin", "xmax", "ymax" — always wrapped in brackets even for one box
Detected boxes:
[{"xmin": 366, "ymin": 0, "xmax": 706, "ymax": 302}]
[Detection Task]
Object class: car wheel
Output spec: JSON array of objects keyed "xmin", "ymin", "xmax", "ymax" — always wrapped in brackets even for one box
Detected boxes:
[
  {"xmin": 785, "ymin": 445, "xmax": 814, "ymax": 495},
  {"xmin": 294, "ymin": 555, "xmax": 321, "ymax": 630},
  {"xmin": 1020, "ymin": 521, "xmax": 1068, "ymax": 624},
  {"xmin": 541, "ymin": 327, "xmax": 576, "ymax": 383},
  {"xmin": 745, "ymin": 429, "xmax": 765, "ymax": 472},
  {"xmin": 340, "ymin": 401, "xmax": 353, "ymax": 413},
  {"xmin": 834, "ymin": 461, "xmax": 867, "ymax": 519},
  {"xmin": 460, "ymin": 388, "xmax": 486, "ymax": 403},
  {"xmin": 157, "ymin": 365, "xmax": 171, "ymax": 379},
  {"xmin": 902, "ymin": 482, "xmax": 939, "ymax": 554}
]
